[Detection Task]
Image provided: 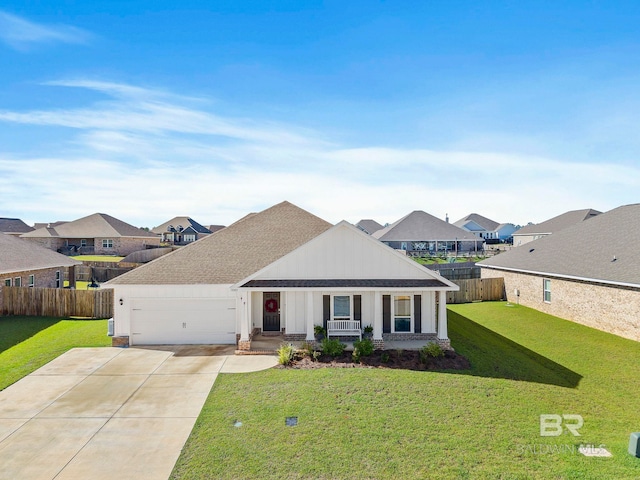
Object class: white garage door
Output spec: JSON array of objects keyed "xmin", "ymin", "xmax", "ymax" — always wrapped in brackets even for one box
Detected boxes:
[{"xmin": 130, "ymin": 297, "xmax": 236, "ymax": 345}]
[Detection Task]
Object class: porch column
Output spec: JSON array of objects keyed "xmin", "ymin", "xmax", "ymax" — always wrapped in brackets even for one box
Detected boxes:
[
  {"xmin": 373, "ymin": 291, "xmax": 384, "ymax": 350},
  {"xmin": 306, "ymin": 291, "xmax": 314, "ymax": 341},
  {"xmin": 238, "ymin": 291, "xmax": 251, "ymax": 350},
  {"xmin": 437, "ymin": 291, "xmax": 448, "ymax": 340}
]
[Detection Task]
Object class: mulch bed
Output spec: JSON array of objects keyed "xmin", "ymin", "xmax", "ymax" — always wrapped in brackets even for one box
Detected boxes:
[{"xmin": 278, "ymin": 349, "xmax": 471, "ymax": 371}]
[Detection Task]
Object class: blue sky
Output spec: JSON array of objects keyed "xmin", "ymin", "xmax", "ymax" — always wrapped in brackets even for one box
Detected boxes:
[{"xmin": 1, "ymin": 1, "xmax": 639, "ymax": 228}]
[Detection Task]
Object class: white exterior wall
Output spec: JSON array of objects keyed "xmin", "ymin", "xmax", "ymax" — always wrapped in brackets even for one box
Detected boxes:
[
  {"xmin": 251, "ymin": 291, "xmax": 263, "ymax": 330},
  {"xmin": 111, "ymin": 284, "xmax": 234, "ymax": 337}
]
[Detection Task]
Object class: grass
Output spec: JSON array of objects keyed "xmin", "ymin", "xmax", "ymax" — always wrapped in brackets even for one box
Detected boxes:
[
  {"xmin": 413, "ymin": 256, "xmax": 486, "ymax": 265},
  {"xmin": 71, "ymin": 255, "xmax": 125, "ymax": 262},
  {"xmin": 0, "ymin": 316, "xmax": 110, "ymax": 390},
  {"xmin": 171, "ymin": 302, "xmax": 640, "ymax": 479}
]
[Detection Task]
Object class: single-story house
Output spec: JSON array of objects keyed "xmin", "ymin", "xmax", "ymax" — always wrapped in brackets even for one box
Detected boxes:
[
  {"xmin": 0, "ymin": 233, "xmax": 80, "ymax": 312},
  {"xmin": 453, "ymin": 213, "xmax": 519, "ymax": 242},
  {"xmin": 21, "ymin": 213, "xmax": 161, "ymax": 256},
  {"xmin": 512, "ymin": 208, "xmax": 600, "ymax": 246},
  {"xmin": 372, "ymin": 210, "xmax": 482, "ymax": 255},
  {"xmin": 479, "ymin": 204, "xmax": 640, "ymax": 342},
  {"xmin": 0, "ymin": 218, "xmax": 34, "ymax": 236},
  {"xmin": 355, "ymin": 219, "xmax": 385, "ymax": 235},
  {"xmin": 151, "ymin": 216, "xmax": 214, "ymax": 245},
  {"xmin": 106, "ymin": 201, "xmax": 459, "ymax": 350}
]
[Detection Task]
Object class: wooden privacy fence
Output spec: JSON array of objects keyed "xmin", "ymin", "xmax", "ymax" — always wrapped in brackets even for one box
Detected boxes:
[
  {"xmin": 2, "ymin": 287, "xmax": 113, "ymax": 318},
  {"xmin": 448, "ymin": 277, "xmax": 506, "ymax": 304}
]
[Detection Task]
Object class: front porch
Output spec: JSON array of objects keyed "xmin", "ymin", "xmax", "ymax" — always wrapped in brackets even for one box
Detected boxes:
[{"xmin": 237, "ymin": 331, "xmax": 450, "ymax": 355}]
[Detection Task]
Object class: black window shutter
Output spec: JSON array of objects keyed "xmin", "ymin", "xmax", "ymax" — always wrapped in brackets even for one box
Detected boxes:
[
  {"xmin": 323, "ymin": 295, "xmax": 330, "ymax": 330},
  {"xmin": 414, "ymin": 295, "xmax": 422, "ymax": 333},
  {"xmin": 382, "ymin": 295, "xmax": 391, "ymax": 333},
  {"xmin": 354, "ymin": 295, "xmax": 362, "ymax": 322}
]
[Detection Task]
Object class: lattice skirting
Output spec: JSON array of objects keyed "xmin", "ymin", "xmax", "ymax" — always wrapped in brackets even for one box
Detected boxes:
[{"xmin": 382, "ymin": 333, "xmax": 439, "ymax": 341}]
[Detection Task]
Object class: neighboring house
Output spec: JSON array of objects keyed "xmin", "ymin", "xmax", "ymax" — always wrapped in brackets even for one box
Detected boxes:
[
  {"xmin": 20, "ymin": 213, "xmax": 161, "ymax": 256},
  {"xmin": 152, "ymin": 217, "xmax": 213, "ymax": 245},
  {"xmin": 0, "ymin": 233, "xmax": 80, "ymax": 312},
  {"xmin": 0, "ymin": 218, "xmax": 34, "ymax": 236},
  {"xmin": 479, "ymin": 204, "xmax": 640, "ymax": 342},
  {"xmin": 106, "ymin": 201, "xmax": 458, "ymax": 350},
  {"xmin": 512, "ymin": 208, "xmax": 600, "ymax": 246},
  {"xmin": 208, "ymin": 225, "xmax": 225, "ymax": 234},
  {"xmin": 355, "ymin": 219, "xmax": 384, "ymax": 235},
  {"xmin": 453, "ymin": 213, "xmax": 519, "ymax": 242},
  {"xmin": 372, "ymin": 210, "xmax": 483, "ymax": 255}
]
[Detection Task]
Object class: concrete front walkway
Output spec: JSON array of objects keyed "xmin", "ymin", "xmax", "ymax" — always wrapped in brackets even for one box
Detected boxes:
[{"xmin": 0, "ymin": 347, "xmax": 277, "ymax": 480}]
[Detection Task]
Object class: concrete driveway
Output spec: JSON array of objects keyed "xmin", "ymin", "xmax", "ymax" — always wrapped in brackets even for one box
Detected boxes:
[{"xmin": 0, "ymin": 347, "xmax": 277, "ymax": 480}]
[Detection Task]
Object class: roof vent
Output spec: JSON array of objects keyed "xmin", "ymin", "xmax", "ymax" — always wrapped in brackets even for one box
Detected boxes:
[
  {"xmin": 612, "ymin": 256, "xmax": 617, "ymax": 262},
  {"xmin": 529, "ymin": 248, "xmax": 535, "ymax": 253}
]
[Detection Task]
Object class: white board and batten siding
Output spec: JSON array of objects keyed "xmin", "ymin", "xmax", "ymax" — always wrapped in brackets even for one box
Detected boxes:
[{"xmin": 112, "ymin": 284, "xmax": 237, "ymax": 345}]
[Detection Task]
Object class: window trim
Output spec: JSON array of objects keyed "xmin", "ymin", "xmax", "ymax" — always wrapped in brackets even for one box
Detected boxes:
[
  {"xmin": 391, "ymin": 294, "xmax": 414, "ymax": 333},
  {"xmin": 4, "ymin": 278, "xmax": 11, "ymax": 287},
  {"xmin": 28, "ymin": 274, "xmax": 35, "ymax": 287},
  {"xmin": 331, "ymin": 294, "xmax": 353, "ymax": 321},
  {"xmin": 102, "ymin": 239, "xmax": 114, "ymax": 249},
  {"xmin": 543, "ymin": 278, "xmax": 551, "ymax": 303},
  {"xmin": 14, "ymin": 277, "xmax": 21, "ymax": 287},
  {"xmin": 55, "ymin": 270, "xmax": 61, "ymax": 288}
]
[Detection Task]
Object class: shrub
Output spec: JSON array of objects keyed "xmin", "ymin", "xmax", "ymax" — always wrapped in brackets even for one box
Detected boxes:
[
  {"xmin": 420, "ymin": 342, "xmax": 444, "ymax": 363},
  {"xmin": 363, "ymin": 324, "xmax": 373, "ymax": 334},
  {"xmin": 277, "ymin": 343, "xmax": 295, "ymax": 365},
  {"xmin": 321, "ymin": 338, "xmax": 346, "ymax": 357},
  {"xmin": 300, "ymin": 341, "xmax": 315, "ymax": 357},
  {"xmin": 381, "ymin": 352, "xmax": 390, "ymax": 363},
  {"xmin": 353, "ymin": 338, "xmax": 374, "ymax": 357}
]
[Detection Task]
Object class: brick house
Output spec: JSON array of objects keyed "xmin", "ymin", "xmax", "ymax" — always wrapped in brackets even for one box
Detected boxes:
[
  {"xmin": 479, "ymin": 204, "xmax": 640, "ymax": 342},
  {"xmin": 0, "ymin": 233, "xmax": 81, "ymax": 312},
  {"xmin": 20, "ymin": 213, "xmax": 160, "ymax": 256}
]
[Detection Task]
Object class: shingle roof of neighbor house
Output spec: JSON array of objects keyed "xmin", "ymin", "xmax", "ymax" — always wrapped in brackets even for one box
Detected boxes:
[
  {"xmin": 372, "ymin": 210, "xmax": 478, "ymax": 242},
  {"xmin": 107, "ymin": 201, "xmax": 333, "ymax": 285},
  {"xmin": 355, "ymin": 219, "xmax": 384, "ymax": 235},
  {"xmin": 479, "ymin": 204, "xmax": 640, "ymax": 287},
  {"xmin": 453, "ymin": 213, "xmax": 500, "ymax": 232},
  {"xmin": 0, "ymin": 233, "xmax": 80, "ymax": 275},
  {"xmin": 151, "ymin": 217, "xmax": 212, "ymax": 235},
  {"xmin": 514, "ymin": 208, "xmax": 601, "ymax": 236},
  {"xmin": 21, "ymin": 213, "xmax": 158, "ymax": 239},
  {"xmin": 0, "ymin": 218, "xmax": 34, "ymax": 234}
]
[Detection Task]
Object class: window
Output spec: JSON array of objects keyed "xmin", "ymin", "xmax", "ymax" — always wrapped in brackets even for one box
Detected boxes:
[
  {"xmin": 183, "ymin": 234, "xmax": 196, "ymax": 243},
  {"xmin": 28, "ymin": 275, "xmax": 35, "ymax": 287},
  {"xmin": 543, "ymin": 279, "xmax": 551, "ymax": 303},
  {"xmin": 332, "ymin": 295, "xmax": 351, "ymax": 321},
  {"xmin": 393, "ymin": 295, "xmax": 412, "ymax": 332},
  {"xmin": 14, "ymin": 277, "xmax": 21, "ymax": 287},
  {"xmin": 4, "ymin": 279, "xmax": 11, "ymax": 287},
  {"xmin": 102, "ymin": 239, "xmax": 113, "ymax": 248},
  {"xmin": 55, "ymin": 270, "xmax": 61, "ymax": 288},
  {"xmin": 80, "ymin": 239, "xmax": 87, "ymax": 247}
]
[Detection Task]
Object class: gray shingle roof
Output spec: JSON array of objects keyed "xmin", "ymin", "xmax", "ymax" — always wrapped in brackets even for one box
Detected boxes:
[
  {"xmin": 453, "ymin": 213, "xmax": 500, "ymax": 232},
  {"xmin": 479, "ymin": 204, "xmax": 640, "ymax": 287},
  {"xmin": 0, "ymin": 218, "xmax": 34, "ymax": 234},
  {"xmin": 0, "ymin": 233, "xmax": 80, "ymax": 275},
  {"xmin": 106, "ymin": 201, "xmax": 333, "ymax": 285},
  {"xmin": 242, "ymin": 279, "xmax": 449, "ymax": 288},
  {"xmin": 22, "ymin": 213, "xmax": 158, "ymax": 239},
  {"xmin": 514, "ymin": 209, "xmax": 601, "ymax": 236},
  {"xmin": 372, "ymin": 211, "xmax": 478, "ymax": 242},
  {"xmin": 355, "ymin": 219, "xmax": 384, "ymax": 235},
  {"xmin": 151, "ymin": 217, "xmax": 212, "ymax": 235}
]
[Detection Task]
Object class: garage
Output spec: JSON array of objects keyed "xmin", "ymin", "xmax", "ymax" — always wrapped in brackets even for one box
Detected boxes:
[{"xmin": 129, "ymin": 297, "xmax": 237, "ymax": 345}]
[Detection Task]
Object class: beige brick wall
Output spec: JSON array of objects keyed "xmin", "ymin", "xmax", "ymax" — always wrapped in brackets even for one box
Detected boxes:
[
  {"xmin": 0, "ymin": 267, "xmax": 66, "ymax": 312},
  {"xmin": 481, "ymin": 268, "xmax": 640, "ymax": 342},
  {"xmin": 95, "ymin": 237, "xmax": 161, "ymax": 256}
]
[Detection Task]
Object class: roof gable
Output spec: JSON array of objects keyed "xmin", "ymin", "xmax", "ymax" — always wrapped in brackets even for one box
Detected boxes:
[
  {"xmin": 106, "ymin": 201, "xmax": 333, "ymax": 285},
  {"xmin": 453, "ymin": 213, "xmax": 499, "ymax": 231},
  {"xmin": 0, "ymin": 218, "xmax": 34, "ymax": 234},
  {"xmin": 372, "ymin": 210, "xmax": 478, "ymax": 242},
  {"xmin": 355, "ymin": 219, "xmax": 384, "ymax": 235},
  {"xmin": 237, "ymin": 221, "xmax": 457, "ymax": 289},
  {"xmin": 152, "ymin": 217, "xmax": 212, "ymax": 235},
  {"xmin": 479, "ymin": 204, "xmax": 640, "ymax": 286}
]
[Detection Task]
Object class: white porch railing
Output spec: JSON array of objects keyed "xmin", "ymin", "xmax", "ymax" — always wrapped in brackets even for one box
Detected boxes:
[{"xmin": 327, "ymin": 320, "xmax": 361, "ymax": 339}]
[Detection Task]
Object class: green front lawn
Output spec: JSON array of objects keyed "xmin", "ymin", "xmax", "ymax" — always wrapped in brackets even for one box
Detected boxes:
[
  {"xmin": 71, "ymin": 255, "xmax": 125, "ymax": 262},
  {"xmin": 0, "ymin": 317, "xmax": 110, "ymax": 390},
  {"xmin": 171, "ymin": 303, "xmax": 640, "ymax": 479}
]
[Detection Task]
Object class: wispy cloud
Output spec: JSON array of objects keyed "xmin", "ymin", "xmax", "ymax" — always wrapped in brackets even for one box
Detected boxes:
[
  {"xmin": 0, "ymin": 80, "xmax": 638, "ymax": 227},
  {"xmin": 0, "ymin": 11, "xmax": 92, "ymax": 50}
]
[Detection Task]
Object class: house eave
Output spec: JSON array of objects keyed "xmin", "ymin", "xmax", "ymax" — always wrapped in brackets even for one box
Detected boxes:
[{"xmin": 479, "ymin": 264, "xmax": 640, "ymax": 289}]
